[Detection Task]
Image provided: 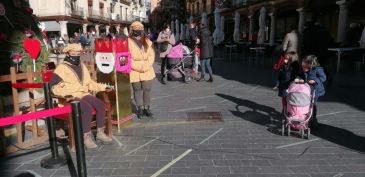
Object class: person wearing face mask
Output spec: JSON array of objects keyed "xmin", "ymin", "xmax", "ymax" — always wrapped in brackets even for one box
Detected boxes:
[
  {"xmin": 128, "ymin": 21, "xmax": 156, "ymax": 119},
  {"xmin": 277, "ymin": 51, "xmax": 300, "ymax": 111},
  {"xmin": 157, "ymin": 24, "xmax": 176, "ymax": 84},
  {"xmin": 50, "ymin": 43, "xmax": 113, "ymax": 149}
]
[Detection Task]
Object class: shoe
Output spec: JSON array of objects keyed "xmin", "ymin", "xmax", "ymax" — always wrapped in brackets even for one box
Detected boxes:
[
  {"xmin": 137, "ymin": 106, "xmax": 144, "ymax": 119},
  {"xmin": 143, "ymin": 105, "xmax": 153, "ymax": 118},
  {"xmin": 96, "ymin": 127, "xmax": 112, "ymax": 144},
  {"xmin": 84, "ymin": 132, "xmax": 97, "ymax": 149},
  {"xmin": 197, "ymin": 75, "xmax": 205, "ymax": 82},
  {"xmin": 161, "ymin": 77, "xmax": 166, "ymax": 84},
  {"xmin": 56, "ymin": 128, "xmax": 66, "ymax": 139},
  {"xmin": 273, "ymin": 86, "xmax": 278, "ymax": 90},
  {"xmin": 207, "ymin": 76, "xmax": 213, "ymax": 82}
]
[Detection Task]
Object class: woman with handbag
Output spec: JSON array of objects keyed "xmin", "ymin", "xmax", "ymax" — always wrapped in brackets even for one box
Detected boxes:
[{"xmin": 157, "ymin": 24, "xmax": 176, "ymax": 84}]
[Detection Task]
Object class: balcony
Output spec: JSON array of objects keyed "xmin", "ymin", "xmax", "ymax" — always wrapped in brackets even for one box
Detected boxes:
[
  {"xmin": 132, "ymin": 15, "xmax": 148, "ymax": 23},
  {"xmin": 71, "ymin": 7, "xmax": 84, "ymax": 18}
]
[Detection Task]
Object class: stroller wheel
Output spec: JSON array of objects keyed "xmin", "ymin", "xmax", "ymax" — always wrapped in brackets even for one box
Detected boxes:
[
  {"xmin": 307, "ymin": 128, "xmax": 311, "ymax": 139},
  {"xmin": 287, "ymin": 126, "xmax": 291, "ymax": 136},
  {"xmin": 301, "ymin": 129, "xmax": 304, "ymax": 139},
  {"xmin": 281, "ymin": 123, "xmax": 285, "ymax": 136}
]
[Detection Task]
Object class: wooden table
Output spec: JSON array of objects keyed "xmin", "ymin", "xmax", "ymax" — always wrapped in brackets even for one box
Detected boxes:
[{"xmin": 328, "ymin": 47, "xmax": 363, "ymax": 72}]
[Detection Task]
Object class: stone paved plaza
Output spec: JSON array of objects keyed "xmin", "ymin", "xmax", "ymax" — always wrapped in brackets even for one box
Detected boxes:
[{"xmin": 1, "ymin": 57, "xmax": 365, "ymax": 177}]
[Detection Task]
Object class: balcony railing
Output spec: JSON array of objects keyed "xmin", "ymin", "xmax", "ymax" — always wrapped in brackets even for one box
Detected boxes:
[{"xmin": 71, "ymin": 7, "xmax": 84, "ymax": 17}]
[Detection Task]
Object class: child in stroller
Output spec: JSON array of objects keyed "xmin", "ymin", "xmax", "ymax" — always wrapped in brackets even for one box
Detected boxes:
[{"xmin": 163, "ymin": 42, "xmax": 195, "ymax": 83}]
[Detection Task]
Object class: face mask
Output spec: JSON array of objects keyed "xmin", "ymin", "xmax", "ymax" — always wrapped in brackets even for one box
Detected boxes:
[
  {"xmin": 284, "ymin": 59, "xmax": 289, "ymax": 64},
  {"xmin": 92, "ymin": 31, "xmax": 95, "ymax": 35},
  {"xmin": 66, "ymin": 55, "xmax": 80, "ymax": 65},
  {"xmin": 165, "ymin": 28, "xmax": 170, "ymax": 33},
  {"xmin": 132, "ymin": 30, "xmax": 143, "ymax": 37}
]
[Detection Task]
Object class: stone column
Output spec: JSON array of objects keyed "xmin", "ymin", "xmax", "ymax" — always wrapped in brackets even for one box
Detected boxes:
[
  {"xmin": 336, "ymin": 0, "xmax": 349, "ymax": 44},
  {"xmin": 116, "ymin": 25, "xmax": 121, "ymax": 34},
  {"xmin": 269, "ymin": 12, "xmax": 276, "ymax": 46},
  {"xmin": 82, "ymin": 24, "xmax": 88, "ymax": 34},
  {"xmin": 95, "ymin": 24, "xmax": 100, "ymax": 37},
  {"xmin": 106, "ymin": 25, "xmax": 110, "ymax": 35},
  {"xmin": 248, "ymin": 15, "xmax": 254, "ymax": 41},
  {"xmin": 59, "ymin": 21, "xmax": 68, "ymax": 37},
  {"xmin": 296, "ymin": 8, "xmax": 305, "ymax": 34}
]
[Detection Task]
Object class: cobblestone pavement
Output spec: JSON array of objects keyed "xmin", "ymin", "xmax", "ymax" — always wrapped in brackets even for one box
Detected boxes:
[{"xmin": 1, "ymin": 56, "xmax": 365, "ymax": 177}]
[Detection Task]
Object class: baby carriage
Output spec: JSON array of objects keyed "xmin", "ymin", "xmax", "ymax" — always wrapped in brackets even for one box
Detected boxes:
[
  {"xmin": 282, "ymin": 83, "xmax": 316, "ymax": 139},
  {"xmin": 164, "ymin": 43, "xmax": 195, "ymax": 83}
]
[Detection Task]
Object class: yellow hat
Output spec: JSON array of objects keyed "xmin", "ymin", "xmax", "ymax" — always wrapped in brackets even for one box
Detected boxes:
[
  {"xmin": 63, "ymin": 43, "xmax": 83, "ymax": 53},
  {"xmin": 130, "ymin": 21, "xmax": 144, "ymax": 31}
]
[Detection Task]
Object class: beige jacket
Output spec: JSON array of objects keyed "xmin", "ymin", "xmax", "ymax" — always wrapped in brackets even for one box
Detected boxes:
[
  {"xmin": 157, "ymin": 31, "xmax": 176, "ymax": 58},
  {"xmin": 282, "ymin": 31, "xmax": 300, "ymax": 53},
  {"xmin": 52, "ymin": 62, "xmax": 107, "ymax": 98},
  {"xmin": 129, "ymin": 38, "xmax": 156, "ymax": 83}
]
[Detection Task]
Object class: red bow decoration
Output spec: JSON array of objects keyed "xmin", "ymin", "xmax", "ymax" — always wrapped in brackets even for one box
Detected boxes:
[{"xmin": 23, "ymin": 38, "xmax": 41, "ymax": 60}]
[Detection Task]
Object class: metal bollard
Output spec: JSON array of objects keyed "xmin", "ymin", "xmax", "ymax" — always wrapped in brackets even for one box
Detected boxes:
[
  {"xmin": 71, "ymin": 101, "xmax": 87, "ymax": 177},
  {"xmin": 41, "ymin": 82, "xmax": 67, "ymax": 169}
]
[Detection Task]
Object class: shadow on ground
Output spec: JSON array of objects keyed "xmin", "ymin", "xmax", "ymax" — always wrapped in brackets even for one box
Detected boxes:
[{"xmin": 216, "ymin": 93, "xmax": 365, "ymax": 154}]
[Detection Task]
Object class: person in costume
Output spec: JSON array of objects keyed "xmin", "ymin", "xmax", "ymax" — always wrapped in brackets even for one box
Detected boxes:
[
  {"xmin": 128, "ymin": 21, "xmax": 156, "ymax": 119},
  {"xmin": 50, "ymin": 43, "xmax": 113, "ymax": 149}
]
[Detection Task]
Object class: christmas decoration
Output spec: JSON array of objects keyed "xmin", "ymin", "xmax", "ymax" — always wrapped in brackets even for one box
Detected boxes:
[
  {"xmin": 24, "ymin": 28, "xmax": 34, "ymax": 37},
  {"xmin": 23, "ymin": 38, "xmax": 41, "ymax": 71},
  {"xmin": 11, "ymin": 52, "xmax": 22, "ymax": 71},
  {"xmin": 95, "ymin": 39, "xmax": 115, "ymax": 74},
  {"xmin": 114, "ymin": 38, "xmax": 131, "ymax": 74}
]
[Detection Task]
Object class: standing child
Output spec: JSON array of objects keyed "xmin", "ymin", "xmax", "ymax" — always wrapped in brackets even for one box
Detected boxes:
[
  {"xmin": 295, "ymin": 55, "xmax": 327, "ymax": 129},
  {"xmin": 277, "ymin": 51, "xmax": 300, "ymax": 110}
]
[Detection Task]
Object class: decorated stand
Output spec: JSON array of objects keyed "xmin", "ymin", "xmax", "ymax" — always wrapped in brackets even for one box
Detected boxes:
[{"xmin": 95, "ymin": 38, "xmax": 132, "ymax": 131}]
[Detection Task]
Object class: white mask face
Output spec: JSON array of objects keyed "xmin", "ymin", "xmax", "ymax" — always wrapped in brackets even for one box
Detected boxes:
[{"xmin": 95, "ymin": 53, "xmax": 115, "ymax": 74}]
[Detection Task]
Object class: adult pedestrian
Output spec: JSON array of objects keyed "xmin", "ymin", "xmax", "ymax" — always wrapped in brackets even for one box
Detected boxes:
[
  {"xmin": 282, "ymin": 26, "xmax": 301, "ymax": 54},
  {"xmin": 198, "ymin": 24, "xmax": 214, "ymax": 82},
  {"xmin": 128, "ymin": 21, "xmax": 156, "ymax": 119},
  {"xmin": 157, "ymin": 24, "xmax": 176, "ymax": 84}
]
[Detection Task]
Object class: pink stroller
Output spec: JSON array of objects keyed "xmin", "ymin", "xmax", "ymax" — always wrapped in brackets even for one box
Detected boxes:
[
  {"xmin": 165, "ymin": 43, "xmax": 195, "ymax": 83},
  {"xmin": 282, "ymin": 83, "xmax": 315, "ymax": 139}
]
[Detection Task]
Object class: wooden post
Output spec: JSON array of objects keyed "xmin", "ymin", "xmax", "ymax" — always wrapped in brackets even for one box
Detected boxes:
[
  {"xmin": 26, "ymin": 66, "xmax": 38, "ymax": 140},
  {"xmin": 10, "ymin": 67, "xmax": 22, "ymax": 147}
]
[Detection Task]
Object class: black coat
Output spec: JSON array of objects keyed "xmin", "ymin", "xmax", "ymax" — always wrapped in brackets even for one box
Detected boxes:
[{"xmin": 278, "ymin": 61, "xmax": 300, "ymax": 97}]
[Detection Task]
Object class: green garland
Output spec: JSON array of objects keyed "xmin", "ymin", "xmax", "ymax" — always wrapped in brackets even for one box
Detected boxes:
[{"xmin": 0, "ymin": 0, "xmax": 49, "ymax": 94}]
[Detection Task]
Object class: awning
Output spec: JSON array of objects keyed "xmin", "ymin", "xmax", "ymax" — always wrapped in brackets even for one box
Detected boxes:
[{"xmin": 41, "ymin": 21, "xmax": 61, "ymax": 32}]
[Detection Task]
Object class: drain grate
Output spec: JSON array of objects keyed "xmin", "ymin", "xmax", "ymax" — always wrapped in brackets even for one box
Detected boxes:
[{"xmin": 186, "ymin": 112, "xmax": 223, "ymax": 122}]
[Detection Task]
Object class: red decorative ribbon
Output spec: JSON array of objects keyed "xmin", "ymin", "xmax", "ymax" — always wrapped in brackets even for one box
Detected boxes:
[
  {"xmin": 12, "ymin": 83, "xmax": 43, "ymax": 89},
  {"xmin": 0, "ymin": 106, "xmax": 71, "ymax": 127}
]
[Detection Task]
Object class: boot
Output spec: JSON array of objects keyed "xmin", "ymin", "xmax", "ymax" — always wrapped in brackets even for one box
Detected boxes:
[
  {"xmin": 96, "ymin": 127, "xmax": 112, "ymax": 144},
  {"xmin": 84, "ymin": 132, "xmax": 97, "ymax": 149},
  {"xmin": 197, "ymin": 75, "xmax": 205, "ymax": 82},
  {"xmin": 137, "ymin": 106, "xmax": 144, "ymax": 119},
  {"xmin": 207, "ymin": 76, "xmax": 213, "ymax": 82},
  {"xmin": 143, "ymin": 105, "xmax": 153, "ymax": 118}
]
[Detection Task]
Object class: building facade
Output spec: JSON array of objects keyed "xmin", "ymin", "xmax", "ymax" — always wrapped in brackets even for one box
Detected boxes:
[
  {"xmin": 185, "ymin": 0, "xmax": 365, "ymax": 45},
  {"xmin": 29, "ymin": 0, "xmax": 149, "ymax": 38},
  {"xmin": 150, "ymin": 0, "xmax": 187, "ymax": 33}
]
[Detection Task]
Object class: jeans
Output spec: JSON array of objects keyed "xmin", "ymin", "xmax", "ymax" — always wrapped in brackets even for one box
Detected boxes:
[
  {"xmin": 201, "ymin": 58, "xmax": 213, "ymax": 76},
  {"xmin": 161, "ymin": 57, "xmax": 167, "ymax": 77}
]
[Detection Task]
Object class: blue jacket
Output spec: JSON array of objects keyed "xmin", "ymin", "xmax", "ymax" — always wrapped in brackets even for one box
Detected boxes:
[{"xmin": 301, "ymin": 67, "xmax": 327, "ymax": 98}]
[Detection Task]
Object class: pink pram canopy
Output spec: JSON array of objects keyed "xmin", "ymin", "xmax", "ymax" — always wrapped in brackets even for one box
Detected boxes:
[
  {"xmin": 286, "ymin": 83, "xmax": 312, "ymax": 121},
  {"xmin": 167, "ymin": 43, "xmax": 184, "ymax": 59}
]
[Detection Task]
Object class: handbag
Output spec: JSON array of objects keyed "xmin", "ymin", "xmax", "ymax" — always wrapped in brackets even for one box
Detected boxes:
[{"xmin": 159, "ymin": 41, "xmax": 169, "ymax": 52}]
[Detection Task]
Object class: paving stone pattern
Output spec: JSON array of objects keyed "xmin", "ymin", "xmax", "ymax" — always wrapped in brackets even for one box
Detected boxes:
[{"xmin": 1, "ymin": 56, "xmax": 365, "ymax": 177}]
